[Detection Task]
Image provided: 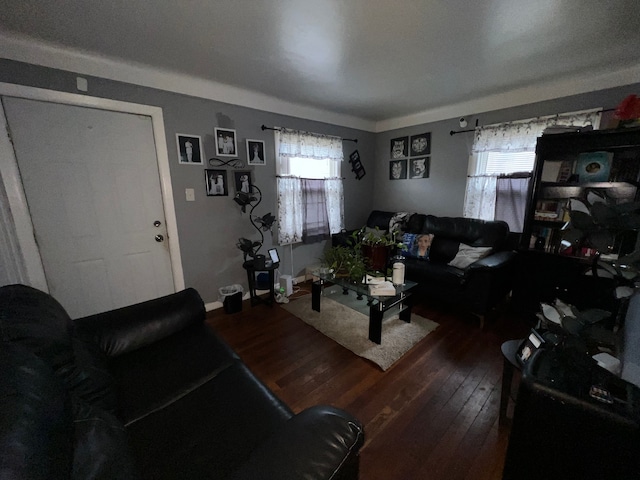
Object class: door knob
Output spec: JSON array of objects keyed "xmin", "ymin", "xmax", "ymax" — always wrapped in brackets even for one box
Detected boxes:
[
  {"xmin": 155, "ymin": 234, "xmax": 164, "ymax": 242},
  {"xmin": 153, "ymin": 220, "xmax": 162, "ymax": 227}
]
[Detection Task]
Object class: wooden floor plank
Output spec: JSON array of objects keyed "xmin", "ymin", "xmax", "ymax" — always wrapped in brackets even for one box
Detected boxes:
[{"xmin": 207, "ymin": 285, "xmax": 530, "ymax": 480}]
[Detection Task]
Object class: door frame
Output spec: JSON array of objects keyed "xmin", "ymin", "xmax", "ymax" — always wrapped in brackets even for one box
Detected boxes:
[{"xmin": 0, "ymin": 82, "xmax": 185, "ymax": 293}]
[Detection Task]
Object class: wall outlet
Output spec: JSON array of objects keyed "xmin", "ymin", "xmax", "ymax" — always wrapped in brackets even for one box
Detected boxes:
[{"xmin": 185, "ymin": 188, "xmax": 195, "ymax": 201}]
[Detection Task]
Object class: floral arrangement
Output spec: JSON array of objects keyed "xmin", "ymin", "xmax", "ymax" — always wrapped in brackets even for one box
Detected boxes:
[{"xmin": 614, "ymin": 94, "xmax": 640, "ymax": 127}]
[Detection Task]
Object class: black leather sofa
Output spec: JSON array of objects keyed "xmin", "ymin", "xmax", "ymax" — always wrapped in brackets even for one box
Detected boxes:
[
  {"xmin": 0, "ymin": 284, "xmax": 364, "ymax": 479},
  {"xmin": 333, "ymin": 210, "xmax": 516, "ymax": 325}
]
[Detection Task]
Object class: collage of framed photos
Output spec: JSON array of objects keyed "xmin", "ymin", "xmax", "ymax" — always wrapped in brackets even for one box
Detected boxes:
[
  {"xmin": 175, "ymin": 128, "xmax": 266, "ymax": 198},
  {"xmin": 389, "ymin": 132, "xmax": 431, "ymax": 180}
]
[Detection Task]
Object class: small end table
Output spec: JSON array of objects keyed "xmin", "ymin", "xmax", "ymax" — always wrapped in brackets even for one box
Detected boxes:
[{"xmin": 243, "ymin": 260, "xmax": 278, "ymax": 306}]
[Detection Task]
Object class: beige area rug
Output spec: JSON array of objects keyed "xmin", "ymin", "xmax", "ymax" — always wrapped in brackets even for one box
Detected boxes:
[{"xmin": 282, "ymin": 289, "xmax": 439, "ymax": 371}]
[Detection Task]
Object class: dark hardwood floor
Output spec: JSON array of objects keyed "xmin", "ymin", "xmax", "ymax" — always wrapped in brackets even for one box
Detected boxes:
[{"xmin": 207, "ymin": 284, "xmax": 531, "ymax": 480}]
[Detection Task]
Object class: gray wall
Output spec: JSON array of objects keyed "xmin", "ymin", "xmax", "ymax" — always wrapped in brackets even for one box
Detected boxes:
[
  {"xmin": 0, "ymin": 59, "xmax": 376, "ymax": 304},
  {"xmin": 373, "ymin": 83, "xmax": 640, "ymax": 217},
  {"xmin": 2, "ymin": 58, "xmax": 639, "ymax": 305}
]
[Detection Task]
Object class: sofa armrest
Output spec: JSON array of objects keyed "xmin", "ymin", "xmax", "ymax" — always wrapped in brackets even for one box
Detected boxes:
[
  {"xmin": 331, "ymin": 229, "xmax": 360, "ymax": 248},
  {"xmin": 228, "ymin": 405, "xmax": 364, "ymax": 480},
  {"xmin": 467, "ymin": 250, "xmax": 516, "ymax": 271},
  {"xmin": 74, "ymin": 288, "xmax": 205, "ymax": 357}
]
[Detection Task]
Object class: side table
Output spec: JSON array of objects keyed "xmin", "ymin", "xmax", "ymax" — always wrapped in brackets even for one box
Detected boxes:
[
  {"xmin": 500, "ymin": 338, "xmax": 523, "ymax": 424},
  {"xmin": 242, "ymin": 260, "xmax": 278, "ymax": 306}
]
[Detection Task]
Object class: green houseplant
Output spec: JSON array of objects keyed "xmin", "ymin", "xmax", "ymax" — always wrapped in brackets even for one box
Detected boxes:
[
  {"xmin": 352, "ymin": 227, "xmax": 404, "ymax": 272},
  {"xmin": 320, "ymin": 245, "xmax": 368, "ymax": 283}
]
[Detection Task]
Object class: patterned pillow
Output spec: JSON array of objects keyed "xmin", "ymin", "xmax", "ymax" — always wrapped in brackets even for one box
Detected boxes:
[
  {"xmin": 448, "ymin": 244, "xmax": 492, "ymax": 269},
  {"xmin": 401, "ymin": 233, "xmax": 434, "ymax": 259}
]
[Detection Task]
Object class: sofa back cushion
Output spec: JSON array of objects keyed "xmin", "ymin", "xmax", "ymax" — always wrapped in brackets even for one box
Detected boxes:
[
  {"xmin": 422, "ymin": 215, "xmax": 509, "ymax": 247},
  {"xmin": 366, "ymin": 210, "xmax": 396, "ymax": 231}
]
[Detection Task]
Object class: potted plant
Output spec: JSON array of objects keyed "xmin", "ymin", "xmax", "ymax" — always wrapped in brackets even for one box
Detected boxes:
[
  {"xmin": 320, "ymin": 245, "xmax": 368, "ymax": 284},
  {"xmin": 352, "ymin": 227, "xmax": 404, "ymax": 272}
]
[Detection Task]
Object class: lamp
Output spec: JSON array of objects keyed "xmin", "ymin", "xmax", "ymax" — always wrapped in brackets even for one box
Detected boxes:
[{"xmin": 233, "ymin": 185, "xmax": 276, "ymax": 260}]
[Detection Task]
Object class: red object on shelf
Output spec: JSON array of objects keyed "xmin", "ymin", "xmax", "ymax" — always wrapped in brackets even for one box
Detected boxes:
[{"xmin": 614, "ymin": 94, "xmax": 640, "ymax": 120}]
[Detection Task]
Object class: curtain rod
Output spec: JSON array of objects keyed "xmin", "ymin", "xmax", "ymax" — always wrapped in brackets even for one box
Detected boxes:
[
  {"xmin": 449, "ymin": 108, "xmax": 616, "ymax": 136},
  {"xmin": 261, "ymin": 124, "xmax": 357, "ymax": 143}
]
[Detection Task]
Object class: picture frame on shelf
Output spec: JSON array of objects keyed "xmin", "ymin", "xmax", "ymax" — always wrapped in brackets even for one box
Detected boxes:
[
  {"xmin": 176, "ymin": 134, "xmax": 204, "ymax": 165},
  {"xmin": 390, "ymin": 136, "xmax": 408, "ymax": 159},
  {"xmin": 205, "ymin": 169, "xmax": 228, "ymax": 196},
  {"xmin": 575, "ymin": 151, "xmax": 612, "ymax": 183},
  {"xmin": 214, "ymin": 128, "xmax": 238, "ymax": 157},
  {"xmin": 410, "ymin": 132, "xmax": 431, "ymax": 156},
  {"xmin": 246, "ymin": 139, "xmax": 266, "ymax": 165}
]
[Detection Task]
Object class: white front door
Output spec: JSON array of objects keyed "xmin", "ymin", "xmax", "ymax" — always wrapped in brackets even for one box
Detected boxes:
[{"xmin": 3, "ymin": 97, "xmax": 175, "ymax": 318}]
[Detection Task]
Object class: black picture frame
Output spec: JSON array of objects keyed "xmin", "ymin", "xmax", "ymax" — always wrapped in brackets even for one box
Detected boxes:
[
  {"xmin": 390, "ymin": 136, "xmax": 409, "ymax": 159},
  {"xmin": 234, "ymin": 171, "xmax": 252, "ymax": 194},
  {"xmin": 246, "ymin": 139, "xmax": 266, "ymax": 165},
  {"xmin": 349, "ymin": 149, "xmax": 366, "ymax": 180},
  {"xmin": 409, "ymin": 157, "xmax": 430, "ymax": 179},
  {"xmin": 389, "ymin": 159, "xmax": 407, "ymax": 180},
  {"xmin": 176, "ymin": 133, "xmax": 204, "ymax": 165},
  {"xmin": 214, "ymin": 128, "xmax": 238, "ymax": 157},
  {"xmin": 205, "ymin": 169, "xmax": 228, "ymax": 196},
  {"xmin": 410, "ymin": 132, "xmax": 431, "ymax": 156}
]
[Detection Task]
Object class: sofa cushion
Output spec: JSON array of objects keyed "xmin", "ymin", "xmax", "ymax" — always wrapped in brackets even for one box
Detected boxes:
[
  {"xmin": 72, "ymin": 399, "xmax": 136, "ymax": 480},
  {"xmin": 0, "ymin": 344, "xmax": 74, "ymax": 480},
  {"xmin": 429, "ymin": 236, "xmax": 460, "ymax": 264},
  {"xmin": 448, "ymin": 244, "xmax": 493, "ymax": 269},
  {"xmin": 125, "ymin": 361, "xmax": 293, "ymax": 480},
  {"xmin": 109, "ymin": 322, "xmax": 241, "ymax": 425},
  {"xmin": 405, "ymin": 258, "xmax": 467, "ymax": 286}
]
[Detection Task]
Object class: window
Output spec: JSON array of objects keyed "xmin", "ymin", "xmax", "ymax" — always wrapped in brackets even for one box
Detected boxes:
[
  {"xmin": 275, "ymin": 128, "xmax": 344, "ymax": 245},
  {"xmin": 464, "ymin": 109, "xmax": 602, "ymax": 232}
]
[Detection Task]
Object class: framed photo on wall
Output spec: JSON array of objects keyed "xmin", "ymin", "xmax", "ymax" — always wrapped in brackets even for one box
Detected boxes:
[
  {"xmin": 410, "ymin": 132, "xmax": 431, "ymax": 156},
  {"xmin": 390, "ymin": 136, "xmax": 409, "ymax": 159},
  {"xmin": 176, "ymin": 134, "xmax": 204, "ymax": 165},
  {"xmin": 214, "ymin": 128, "xmax": 238, "ymax": 157},
  {"xmin": 247, "ymin": 139, "xmax": 266, "ymax": 165},
  {"xmin": 234, "ymin": 171, "xmax": 252, "ymax": 194},
  {"xmin": 390, "ymin": 159, "xmax": 407, "ymax": 180},
  {"xmin": 409, "ymin": 157, "xmax": 430, "ymax": 178},
  {"xmin": 205, "ymin": 169, "xmax": 228, "ymax": 196}
]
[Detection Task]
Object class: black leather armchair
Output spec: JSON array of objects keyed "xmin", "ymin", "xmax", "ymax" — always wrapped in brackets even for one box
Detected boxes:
[{"xmin": 0, "ymin": 284, "xmax": 364, "ymax": 479}]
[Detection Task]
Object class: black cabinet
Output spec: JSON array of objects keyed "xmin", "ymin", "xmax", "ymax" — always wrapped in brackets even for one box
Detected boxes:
[
  {"xmin": 513, "ymin": 128, "xmax": 640, "ymax": 318},
  {"xmin": 522, "ymin": 127, "xmax": 640, "ymax": 256}
]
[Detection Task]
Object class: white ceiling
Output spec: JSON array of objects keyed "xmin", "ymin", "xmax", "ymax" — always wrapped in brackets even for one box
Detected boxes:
[{"xmin": 1, "ymin": 0, "xmax": 639, "ymax": 131}]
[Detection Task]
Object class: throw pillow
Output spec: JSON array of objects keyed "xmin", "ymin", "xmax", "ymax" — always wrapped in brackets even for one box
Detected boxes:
[
  {"xmin": 448, "ymin": 244, "xmax": 492, "ymax": 269},
  {"xmin": 401, "ymin": 233, "xmax": 434, "ymax": 259}
]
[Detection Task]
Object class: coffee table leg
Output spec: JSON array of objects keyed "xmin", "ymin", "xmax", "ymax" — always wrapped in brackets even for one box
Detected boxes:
[
  {"xmin": 369, "ymin": 304, "xmax": 383, "ymax": 344},
  {"xmin": 312, "ymin": 280, "xmax": 322, "ymax": 312},
  {"xmin": 399, "ymin": 293, "xmax": 412, "ymax": 323}
]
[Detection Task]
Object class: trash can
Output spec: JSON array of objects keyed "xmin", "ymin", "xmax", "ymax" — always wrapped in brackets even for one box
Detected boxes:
[{"xmin": 219, "ymin": 284, "xmax": 244, "ymax": 314}]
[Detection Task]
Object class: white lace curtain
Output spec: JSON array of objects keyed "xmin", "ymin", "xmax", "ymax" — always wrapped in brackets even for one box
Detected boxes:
[
  {"xmin": 463, "ymin": 109, "xmax": 602, "ymax": 223},
  {"xmin": 275, "ymin": 128, "xmax": 344, "ymax": 245}
]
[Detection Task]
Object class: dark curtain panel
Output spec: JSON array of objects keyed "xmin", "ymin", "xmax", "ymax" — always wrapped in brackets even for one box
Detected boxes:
[
  {"xmin": 301, "ymin": 178, "xmax": 330, "ymax": 244},
  {"xmin": 495, "ymin": 176, "xmax": 530, "ymax": 233}
]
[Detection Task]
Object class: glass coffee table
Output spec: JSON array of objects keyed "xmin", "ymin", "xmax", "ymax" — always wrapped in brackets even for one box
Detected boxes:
[{"xmin": 311, "ymin": 271, "xmax": 417, "ymax": 344}]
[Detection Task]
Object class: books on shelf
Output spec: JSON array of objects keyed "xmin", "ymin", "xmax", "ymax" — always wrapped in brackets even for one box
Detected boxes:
[
  {"xmin": 368, "ymin": 281, "xmax": 396, "ymax": 296},
  {"xmin": 534, "ymin": 199, "xmax": 568, "ymax": 222}
]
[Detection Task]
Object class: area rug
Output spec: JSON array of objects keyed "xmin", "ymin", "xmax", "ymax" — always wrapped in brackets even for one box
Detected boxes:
[{"xmin": 282, "ymin": 287, "xmax": 439, "ymax": 371}]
